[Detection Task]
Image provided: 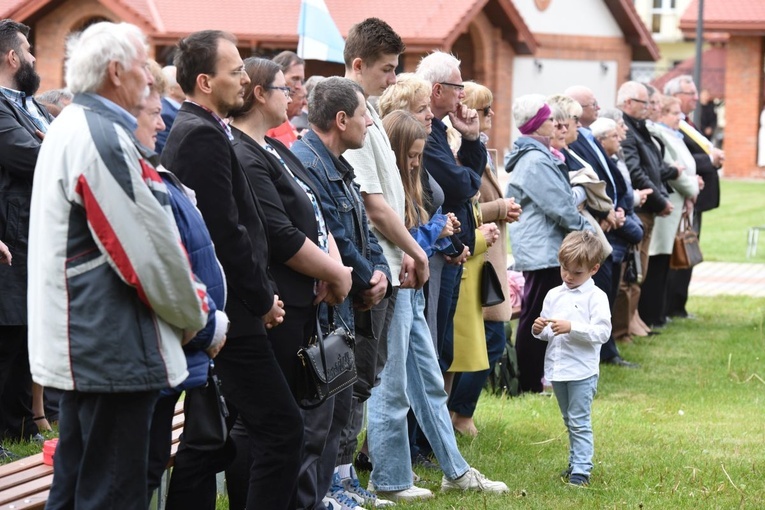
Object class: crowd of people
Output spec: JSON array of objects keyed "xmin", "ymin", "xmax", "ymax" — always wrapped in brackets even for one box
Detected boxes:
[{"xmin": 0, "ymin": 13, "xmax": 723, "ymax": 510}]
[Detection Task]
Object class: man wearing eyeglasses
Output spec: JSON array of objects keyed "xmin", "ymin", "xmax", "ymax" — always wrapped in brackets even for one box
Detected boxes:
[
  {"xmin": 161, "ymin": 30, "xmax": 301, "ymax": 510},
  {"xmin": 617, "ymin": 81, "xmax": 679, "ymax": 332},
  {"xmin": 415, "ymin": 51, "xmax": 486, "ymax": 381}
]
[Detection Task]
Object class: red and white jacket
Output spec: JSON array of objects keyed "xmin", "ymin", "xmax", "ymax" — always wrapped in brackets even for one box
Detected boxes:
[{"xmin": 27, "ymin": 94, "xmax": 208, "ymax": 392}]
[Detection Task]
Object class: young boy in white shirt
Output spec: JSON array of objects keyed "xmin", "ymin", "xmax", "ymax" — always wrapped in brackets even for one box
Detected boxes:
[{"xmin": 532, "ymin": 230, "xmax": 612, "ymax": 487}]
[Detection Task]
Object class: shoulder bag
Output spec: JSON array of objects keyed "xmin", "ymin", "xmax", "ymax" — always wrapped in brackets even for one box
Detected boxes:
[
  {"xmin": 183, "ymin": 360, "xmax": 230, "ymax": 451},
  {"xmin": 670, "ymin": 211, "xmax": 703, "ymax": 269},
  {"xmin": 296, "ymin": 306, "xmax": 357, "ymax": 409}
]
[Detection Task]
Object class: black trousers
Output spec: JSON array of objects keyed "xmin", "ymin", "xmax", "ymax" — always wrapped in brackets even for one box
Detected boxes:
[
  {"xmin": 593, "ymin": 256, "xmax": 622, "ymax": 361},
  {"xmin": 0, "ymin": 325, "xmax": 36, "ymax": 441},
  {"xmin": 639, "ymin": 254, "xmax": 671, "ymax": 327},
  {"xmin": 516, "ymin": 267, "xmax": 562, "ymax": 393},
  {"xmin": 166, "ymin": 334, "xmax": 303, "ymax": 510},
  {"xmin": 47, "ymin": 390, "xmax": 159, "ymax": 510}
]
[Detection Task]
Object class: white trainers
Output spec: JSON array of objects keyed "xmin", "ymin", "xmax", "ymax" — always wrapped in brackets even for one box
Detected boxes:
[
  {"xmin": 367, "ymin": 481, "xmax": 434, "ymax": 501},
  {"xmin": 441, "ymin": 467, "xmax": 509, "ymax": 493}
]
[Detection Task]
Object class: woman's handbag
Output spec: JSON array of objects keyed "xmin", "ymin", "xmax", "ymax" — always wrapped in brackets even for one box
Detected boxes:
[
  {"xmin": 670, "ymin": 211, "xmax": 703, "ymax": 270},
  {"xmin": 296, "ymin": 306, "xmax": 357, "ymax": 410},
  {"xmin": 183, "ymin": 360, "xmax": 229, "ymax": 451},
  {"xmin": 481, "ymin": 260, "xmax": 505, "ymax": 307}
]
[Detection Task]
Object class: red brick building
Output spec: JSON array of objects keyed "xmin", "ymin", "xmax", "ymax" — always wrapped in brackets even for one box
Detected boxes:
[
  {"xmin": 1, "ymin": 0, "xmax": 657, "ymax": 155},
  {"xmin": 681, "ymin": 0, "xmax": 765, "ymax": 178}
]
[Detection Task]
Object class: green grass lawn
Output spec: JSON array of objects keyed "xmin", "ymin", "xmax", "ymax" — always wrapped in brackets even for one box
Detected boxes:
[
  {"xmin": 694, "ymin": 179, "xmax": 765, "ymax": 263},
  {"xmin": 379, "ymin": 294, "xmax": 765, "ymax": 510}
]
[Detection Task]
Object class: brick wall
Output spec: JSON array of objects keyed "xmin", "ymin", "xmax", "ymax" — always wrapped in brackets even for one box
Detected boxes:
[
  {"xmin": 34, "ymin": 0, "xmax": 120, "ymax": 93},
  {"xmin": 723, "ymin": 36, "xmax": 764, "ymax": 178}
]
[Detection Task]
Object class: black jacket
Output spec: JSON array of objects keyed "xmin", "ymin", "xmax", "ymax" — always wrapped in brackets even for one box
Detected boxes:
[
  {"xmin": 232, "ymin": 129, "xmax": 322, "ymax": 308},
  {"xmin": 0, "ymin": 93, "xmax": 52, "ymax": 324},
  {"xmin": 161, "ymin": 102, "xmax": 275, "ymax": 339},
  {"xmin": 621, "ymin": 113, "xmax": 674, "ymax": 214},
  {"xmin": 682, "ymin": 123, "xmax": 720, "ymax": 213}
]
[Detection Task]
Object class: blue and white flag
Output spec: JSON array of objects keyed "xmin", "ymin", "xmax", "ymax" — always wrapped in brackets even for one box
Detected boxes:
[{"xmin": 297, "ymin": 0, "xmax": 345, "ymax": 63}]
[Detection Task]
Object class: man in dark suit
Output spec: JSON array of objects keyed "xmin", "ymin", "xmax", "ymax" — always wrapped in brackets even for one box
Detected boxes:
[
  {"xmin": 160, "ymin": 30, "xmax": 302, "ymax": 510},
  {"xmin": 0, "ymin": 19, "xmax": 51, "ymax": 454},
  {"xmin": 154, "ymin": 65, "xmax": 184, "ymax": 154},
  {"xmin": 663, "ymin": 75, "xmax": 723, "ymax": 318},
  {"xmin": 565, "ymin": 85, "xmax": 639, "ymax": 368}
]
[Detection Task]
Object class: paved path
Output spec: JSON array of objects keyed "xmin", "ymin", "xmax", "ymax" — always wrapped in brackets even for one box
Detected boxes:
[{"xmin": 689, "ymin": 261, "xmax": 765, "ymax": 297}]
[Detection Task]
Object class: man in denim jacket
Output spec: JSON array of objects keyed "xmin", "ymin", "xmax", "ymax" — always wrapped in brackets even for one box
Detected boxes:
[{"xmin": 292, "ymin": 77, "xmax": 391, "ymax": 509}]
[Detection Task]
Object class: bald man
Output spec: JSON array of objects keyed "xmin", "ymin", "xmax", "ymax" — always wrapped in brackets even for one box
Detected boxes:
[{"xmin": 155, "ymin": 65, "xmax": 185, "ymax": 154}]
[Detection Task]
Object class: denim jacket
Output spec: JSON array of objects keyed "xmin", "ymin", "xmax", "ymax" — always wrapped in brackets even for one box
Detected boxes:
[{"xmin": 291, "ymin": 130, "xmax": 391, "ymax": 331}]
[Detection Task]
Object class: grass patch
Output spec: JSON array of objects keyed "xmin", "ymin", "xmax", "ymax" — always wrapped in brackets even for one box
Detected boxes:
[{"xmin": 699, "ymin": 179, "xmax": 765, "ymax": 263}]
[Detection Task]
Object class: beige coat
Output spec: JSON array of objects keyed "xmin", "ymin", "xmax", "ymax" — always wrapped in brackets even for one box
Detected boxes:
[{"xmin": 478, "ymin": 165, "xmax": 513, "ymax": 322}]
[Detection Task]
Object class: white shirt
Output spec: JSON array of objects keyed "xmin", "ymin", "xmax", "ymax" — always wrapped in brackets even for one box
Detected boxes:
[{"xmin": 533, "ymin": 278, "xmax": 611, "ymax": 382}]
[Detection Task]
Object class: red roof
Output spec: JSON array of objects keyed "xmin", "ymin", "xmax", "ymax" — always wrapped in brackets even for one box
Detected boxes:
[
  {"xmin": 680, "ymin": 0, "xmax": 765, "ymax": 34},
  {"xmin": 0, "ymin": 0, "xmax": 658, "ymax": 60},
  {"xmin": 651, "ymin": 46, "xmax": 726, "ymax": 99},
  {"xmin": 0, "ymin": 0, "xmax": 536, "ymax": 53}
]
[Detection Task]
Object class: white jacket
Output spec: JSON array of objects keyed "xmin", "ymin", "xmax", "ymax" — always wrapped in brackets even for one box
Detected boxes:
[{"xmin": 27, "ymin": 94, "xmax": 208, "ymax": 392}]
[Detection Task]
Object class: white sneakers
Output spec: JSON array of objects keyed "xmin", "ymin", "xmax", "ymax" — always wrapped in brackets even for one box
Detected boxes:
[
  {"xmin": 367, "ymin": 482, "xmax": 434, "ymax": 502},
  {"xmin": 441, "ymin": 467, "xmax": 509, "ymax": 493}
]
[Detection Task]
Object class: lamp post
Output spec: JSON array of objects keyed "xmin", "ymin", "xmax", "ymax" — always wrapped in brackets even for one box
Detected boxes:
[{"xmin": 693, "ymin": 0, "xmax": 705, "ymax": 127}]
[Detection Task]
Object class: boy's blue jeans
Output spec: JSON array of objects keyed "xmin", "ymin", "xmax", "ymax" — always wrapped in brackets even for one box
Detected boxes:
[{"xmin": 552, "ymin": 374, "xmax": 599, "ymax": 477}]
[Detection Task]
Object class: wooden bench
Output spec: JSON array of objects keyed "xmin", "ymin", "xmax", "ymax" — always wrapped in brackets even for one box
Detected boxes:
[{"xmin": 0, "ymin": 401, "xmax": 185, "ymax": 510}]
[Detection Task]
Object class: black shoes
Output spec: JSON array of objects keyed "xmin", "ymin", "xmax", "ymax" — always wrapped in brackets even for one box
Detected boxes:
[
  {"xmin": 601, "ymin": 356, "xmax": 640, "ymax": 369},
  {"xmin": 568, "ymin": 473, "xmax": 590, "ymax": 486},
  {"xmin": 354, "ymin": 451, "xmax": 373, "ymax": 472}
]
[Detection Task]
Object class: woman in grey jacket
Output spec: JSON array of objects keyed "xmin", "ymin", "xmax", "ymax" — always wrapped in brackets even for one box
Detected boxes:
[{"xmin": 505, "ymin": 94, "xmax": 590, "ymax": 393}]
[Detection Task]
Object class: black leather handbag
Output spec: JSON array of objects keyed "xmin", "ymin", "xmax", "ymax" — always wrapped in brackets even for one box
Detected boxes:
[
  {"xmin": 183, "ymin": 360, "xmax": 229, "ymax": 451},
  {"xmin": 481, "ymin": 260, "xmax": 505, "ymax": 307},
  {"xmin": 296, "ymin": 307, "xmax": 357, "ymax": 409}
]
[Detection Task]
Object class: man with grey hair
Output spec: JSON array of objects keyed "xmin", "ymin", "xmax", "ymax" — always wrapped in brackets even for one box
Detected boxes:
[
  {"xmin": 663, "ymin": 74, "xmax": 722, "ymax": 319},
  {"xmin": 27, "ymin": 21, "xmax": 209, "ymax": 508},
  {"xmin": 155, "ymin": 64, "xmax": 184, "ymax": 154},
  {"xmin": 617, "ymin": 80, "xmax": 679, "ymax": 332},
  {"xmin": 416, "ymin": 50, "xmax": 484, "ymax": 379},
  {"xmin": 35, "ymin": 88, "xmax": 72, "ymax": 117}
]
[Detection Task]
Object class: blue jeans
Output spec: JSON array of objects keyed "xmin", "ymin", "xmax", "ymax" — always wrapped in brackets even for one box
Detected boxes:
[
  {"xmin": 368, "ymin": 289, "xmax": 469, "ymax": 491},
  {"xmin": 436, "ymin": 263, "xmax": 463, "ymax": 372},
  {"xmin": 448, "ymin": 320, "xmax": 507, "ymax": 417},
  {"xmin": 551, "ymin": 374, "xmax": 599, "ymax": 477}
]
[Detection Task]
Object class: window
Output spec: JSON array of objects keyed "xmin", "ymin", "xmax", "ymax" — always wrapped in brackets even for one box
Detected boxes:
[{"xmin": 651, "ymin": 0, "xmax": 677, "ymax": 34}]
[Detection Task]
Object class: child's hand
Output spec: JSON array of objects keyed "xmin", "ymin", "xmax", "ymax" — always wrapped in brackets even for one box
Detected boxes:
[
  {"xmin": 548, "ymin": 319, "xmax": 571, "ymax": 336},
  {"xmin": 439, "ymin": 218, "xmax": 454, "ymax": 238},
  {"xmin": 532, "ymin": 317, "xmax": 548, "ymax": 335},
  {"xmin": 447, "ymin": 212, "xmax": 461, "ymax": 233}
]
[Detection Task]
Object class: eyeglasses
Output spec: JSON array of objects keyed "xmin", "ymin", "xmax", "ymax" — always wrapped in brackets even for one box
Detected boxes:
[
  {"xmin": 266, "ymin": 86, "xmax": 292, "ymax": 97},
  {"xmin": 581, "ymin": 101, "xmax": 599, "ymax": 109},
  {"xmin": 630, "ymin": 98, "xmax": 648, "ymax": 104},
  {"xmin": 676, "ymin": 91, "xmax": 697, "ymax": 95},
  {"xmin": 229, "ymin": 67, "xmax": 247, "ymax": 77},
  {"xmin": 481, "ymin": 106, "xmax": 492, "ymax": 116},
  {"xmin": 438, "ymin": 81, "xmax": 465, "ymax": 90}
]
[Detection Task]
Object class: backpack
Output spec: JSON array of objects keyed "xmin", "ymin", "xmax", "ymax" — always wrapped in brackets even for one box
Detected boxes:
[{"xmin": 485, "ymin": 321, "xmax": 520, "ymax": 397}]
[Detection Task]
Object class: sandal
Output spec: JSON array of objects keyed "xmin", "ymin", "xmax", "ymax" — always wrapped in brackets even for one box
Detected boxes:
[{"xmin": 33, "ymin": 415, "xmax": 52, "ymax": 432}]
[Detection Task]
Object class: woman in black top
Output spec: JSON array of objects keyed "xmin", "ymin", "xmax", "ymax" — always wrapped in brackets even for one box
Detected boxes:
[{"xmin": 226, "ymin": 57, "xmax": 352, "ymax": 510}]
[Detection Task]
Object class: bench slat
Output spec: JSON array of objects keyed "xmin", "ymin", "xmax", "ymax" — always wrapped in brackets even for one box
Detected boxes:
[
  {"xmin": 0, "ymin": 465, "xmax": 52, "ymax": 492},
  {"xmin": 0, "ymin": 455, "xmax": 44, "ymax": 478},
  {"xmin": 0, "ymin": 491, "xmax": 48, "ymax": 510},
  {"xmin": 0, "ymin": 475, "xmax": 52, "ymax": 505}
]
